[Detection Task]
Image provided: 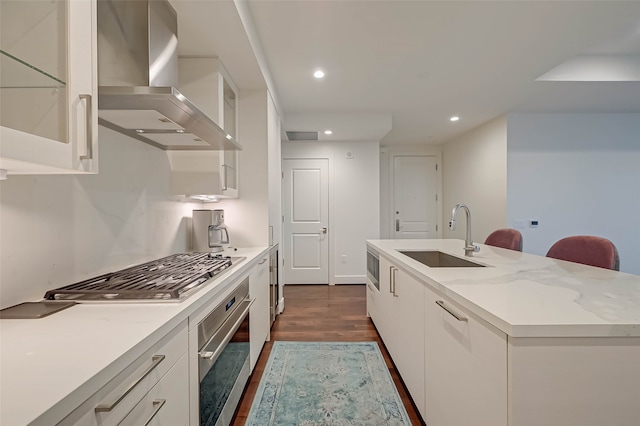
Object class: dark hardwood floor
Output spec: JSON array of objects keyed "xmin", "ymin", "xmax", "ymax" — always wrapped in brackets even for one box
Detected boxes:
[{"xmin": 232, "ymin": 284, "xmax": 425, "ymax": 425}]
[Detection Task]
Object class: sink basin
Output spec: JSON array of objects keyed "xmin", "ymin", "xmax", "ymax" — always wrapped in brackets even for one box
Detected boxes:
[{"xmin": 398, "ymin": 250, "xmax": 486, "ymax": 268}]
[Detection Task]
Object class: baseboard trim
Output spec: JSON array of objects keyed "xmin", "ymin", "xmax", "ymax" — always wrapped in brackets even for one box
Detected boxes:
[{"xmin": 334, "ymin": 275, "xmax": 366, "ymax": 285}]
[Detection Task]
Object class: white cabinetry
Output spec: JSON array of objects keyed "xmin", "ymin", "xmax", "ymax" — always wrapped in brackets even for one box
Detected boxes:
[
  {"xmin": 373, "ymin": 255, "xmax": 425, "ymax": 418},
  {"xmin": 0, "ymin": 0, "xmax": 98, "ymax": 175},
  {"xmin": 250, "ymin": 254, "xmax": 270, "ymax": 370},
  {"xmin": 59, "ymin": 321, "xmax": 189, "ymax": 426},
  {"xmin": 169, "ymin": 57, "xmax": 239, "ymax": 198},
  {"xmin": 365, "ymin": 279, "xmax": 378, "ymax": 319},
  {"xmin": 423, "ymin": 285, "xmax": 507, "ymax": 426},
  {"xmin": 267, "ymin": 92, "xmax": 282, "ymax": 248}
]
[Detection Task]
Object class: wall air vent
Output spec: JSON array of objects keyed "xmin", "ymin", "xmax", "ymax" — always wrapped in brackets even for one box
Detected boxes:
[{"xmin": 285, "ymin": 131, "xmax": 318, "ymax": 141}]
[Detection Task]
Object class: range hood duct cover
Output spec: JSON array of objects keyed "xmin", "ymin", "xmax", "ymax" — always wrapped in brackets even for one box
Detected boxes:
[{"xmin": 97, "ymin": 0, "xmax": 241, "ymax": 151}]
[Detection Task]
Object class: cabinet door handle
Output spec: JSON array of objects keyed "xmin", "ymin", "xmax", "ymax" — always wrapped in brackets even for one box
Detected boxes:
[
  {"xmin": 79, "ymin": 94, "xmax": 93, "ymax": 160},
  {"xmin": 395, "ymin": 219, "xmax": 400, "ymax": 232},
  {"xmin": 389, "ymin": 265, "xmax": 394, "ymax": 294},
  {"xmin": 392, "ymin": 267, "xmax": 398, "ymax": 297},
  {"xmin": 95, "ymin": 355, "xmax": 165, "ymax": 413},
  {"xmin": 259, "ymin": 258, "xmax": 267, "ymax": 264},
  {"xmin": 142, "ymin": 399, "xmax": 166, "ymax": 426},
  {"xmin": 435, "ymin": 300, "xmax": 468, "ymax": 322},
  {"xmin": 221, "ymin": 164, "xmax": 228, "ymax": 190}
]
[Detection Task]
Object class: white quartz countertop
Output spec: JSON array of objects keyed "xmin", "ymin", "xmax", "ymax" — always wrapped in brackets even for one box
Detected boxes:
[
  {"xmin": 0, "ymin": 246, "xmax": 269, "ymax": 426},
  {"xmin": 367, "ymin": 239, "xmax": 640, "ymax": 338}
]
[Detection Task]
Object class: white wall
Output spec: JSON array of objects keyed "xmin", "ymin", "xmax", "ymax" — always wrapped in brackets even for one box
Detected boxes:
[
  {"xmin": 442, "ymin": 116, "xmax": 508, "ymax": 242},
  {"xmin": 507, "ymin": 113, "xmax": 640, "ymax": 275},
  {"xmin": 0, "ymin": 127, "xmax": 200, "ymax": 309},
  {"xmin": 283, "ymin": 140, "xmax": 380, "ymax": 284}
]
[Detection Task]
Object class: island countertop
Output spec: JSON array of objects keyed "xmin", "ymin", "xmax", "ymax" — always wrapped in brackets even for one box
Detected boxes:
[{"xmin": 367, "ymin": 239, "xmax": 640, "ymax": 338}]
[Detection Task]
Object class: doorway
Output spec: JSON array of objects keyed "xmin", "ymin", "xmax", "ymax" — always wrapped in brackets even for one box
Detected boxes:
[
  {"xmin": 282, "ymin": 158, "xmax": 329, "ymax": 284},
  {"xmin": 391, "ymin": 155, "xmax": 439, "ymax": 239}
]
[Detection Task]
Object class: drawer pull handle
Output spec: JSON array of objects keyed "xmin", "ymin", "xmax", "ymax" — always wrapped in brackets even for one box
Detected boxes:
[
  {"xmin": 143, "ymin": 399, "xmax": 166, "ymax": 426},
  {"xmin": 259, "ymin": 258, "xmax": 267, "ymax": 264},
  {"xmin": 435, "ymin": 300, "xmax": 468, "ymax": 322},
  {"xmin": 95, "ymin": 355, "xmax": 165, "ymax": 413}
]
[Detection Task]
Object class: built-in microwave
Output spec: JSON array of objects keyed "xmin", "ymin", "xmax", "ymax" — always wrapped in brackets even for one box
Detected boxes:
[{"xmin": 366, "ymin": 249, "xmax": 379, "ymax": 290}]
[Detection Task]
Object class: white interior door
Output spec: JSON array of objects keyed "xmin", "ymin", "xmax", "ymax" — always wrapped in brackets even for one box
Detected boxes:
[
  {"xmin": 283, "ymin": 158, "xmax": 329, "ymax": 284},
  {"xmin": 392, "ymin": 155, "xmax": 438, "ymax": 239}
]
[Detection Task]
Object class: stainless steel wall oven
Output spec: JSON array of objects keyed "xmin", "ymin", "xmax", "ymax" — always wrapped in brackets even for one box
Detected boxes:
[{"xmin": 197, "ymin": 278, "xmax": 253, "ymax": 426}]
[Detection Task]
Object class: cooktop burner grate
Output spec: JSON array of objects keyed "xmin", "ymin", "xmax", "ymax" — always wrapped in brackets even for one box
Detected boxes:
[{"xmin": 44, "ymin": 253, "xmax": 242, "ymax": 301}]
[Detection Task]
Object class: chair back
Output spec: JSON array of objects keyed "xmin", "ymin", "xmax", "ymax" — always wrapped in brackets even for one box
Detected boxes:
[
  {"xmin": 546, "ymin": 236, "xmax": 620, "ymax": 271},
  {"xmin": 484, "ymin": 228, "xmax": 523, "ymax": 251}
]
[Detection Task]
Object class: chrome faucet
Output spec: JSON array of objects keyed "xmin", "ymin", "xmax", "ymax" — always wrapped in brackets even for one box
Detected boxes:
[{"xmin": 449, "ymin": 203, "xmax": 480, "ymax": 257}]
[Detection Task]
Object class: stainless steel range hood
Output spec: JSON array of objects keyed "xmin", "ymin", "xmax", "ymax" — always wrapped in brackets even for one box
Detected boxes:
[{"xmin": 97, "ymin": 0, "xmax": 241, "ymax": 151}]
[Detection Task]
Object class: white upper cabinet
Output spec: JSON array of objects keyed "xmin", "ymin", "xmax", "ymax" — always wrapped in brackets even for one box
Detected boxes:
[
  {"xmin": 168, "ymin": 57, "xmax": 239, "ymax": 198},
  {"xmin": 0, "ymin": 0, "xmax": 98, "ymax": 175}
]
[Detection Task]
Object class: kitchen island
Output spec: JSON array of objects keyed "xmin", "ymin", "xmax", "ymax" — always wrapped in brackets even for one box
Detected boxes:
[
  {"xmin": 0, "ymin": 247, "xmax": 269, "ymax": 426},
  {"xmin": 367, "ymin": 239, "xmax": 640, "ymax": 426}
]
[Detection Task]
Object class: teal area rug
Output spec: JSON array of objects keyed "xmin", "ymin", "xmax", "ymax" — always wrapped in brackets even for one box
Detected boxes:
[{"xmin": 246, "ymin": 341, "xmax": 411, "ymax": 425}]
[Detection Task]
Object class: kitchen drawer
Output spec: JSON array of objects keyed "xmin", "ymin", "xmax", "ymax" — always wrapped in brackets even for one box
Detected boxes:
[
  {"xmin": 366, "ymin": 279, "xmax": 377, "ymax": 319},
  {"xmin": 59, "ymin": 320, "xmax": 188, "ymax": 426},
  {"xmin": 118, "ymin": 352, "xmax": 189, "ymax": 426}
]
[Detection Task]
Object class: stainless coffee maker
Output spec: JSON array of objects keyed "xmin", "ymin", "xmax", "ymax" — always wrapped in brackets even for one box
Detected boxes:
[{"xmin": 192, "ymin": 209, "xmax": 230, "ymax": 252}]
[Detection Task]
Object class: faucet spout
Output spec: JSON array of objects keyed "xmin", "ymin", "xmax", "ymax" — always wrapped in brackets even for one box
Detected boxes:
[{"xmin": 449, "ymin": 203, "xmax": 480, "ymax": 257}]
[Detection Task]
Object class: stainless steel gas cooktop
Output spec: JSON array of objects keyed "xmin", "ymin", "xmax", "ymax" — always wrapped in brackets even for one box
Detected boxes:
[{"xmin": 44, "ymin": 253, "xmax": 244, "ymax": 302}]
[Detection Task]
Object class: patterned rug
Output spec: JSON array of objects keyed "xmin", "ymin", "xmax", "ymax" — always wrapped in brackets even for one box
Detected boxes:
[{"xmin": 246, "ymin": 341, "xmax": 411, "ymax": 425}]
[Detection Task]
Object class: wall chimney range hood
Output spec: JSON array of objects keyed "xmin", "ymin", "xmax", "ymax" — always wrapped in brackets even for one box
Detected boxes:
[{"xmin": 97, "ymin": 0, "xmax": 241, "ymax": 151}]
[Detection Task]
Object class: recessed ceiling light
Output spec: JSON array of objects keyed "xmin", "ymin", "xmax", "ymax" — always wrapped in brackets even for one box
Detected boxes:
[
  {"xmin": 450, "ymin": 116, "xmax": 460, "ymax": 122},
  {"xmin": 313, "ymin": 70, "xmax": 325, "ymax": 79},
  {"xmin": 324, "ymin": 130, "xmax": 333, "ymax": 135}
]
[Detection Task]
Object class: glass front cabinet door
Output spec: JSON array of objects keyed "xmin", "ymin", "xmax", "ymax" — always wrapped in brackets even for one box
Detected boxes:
[{"xmin": 0, "ymin": 0, "xmax": 98, "ymax": 176}]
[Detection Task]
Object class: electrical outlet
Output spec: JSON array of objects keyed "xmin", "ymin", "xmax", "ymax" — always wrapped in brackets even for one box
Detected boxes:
[{"xmin": 529, "ymin": 219, "xmax": 539, "ymax": 228}]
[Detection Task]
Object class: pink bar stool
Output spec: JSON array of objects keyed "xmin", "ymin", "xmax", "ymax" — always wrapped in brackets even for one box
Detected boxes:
[
  {"xmin": 484, "ymin": 228, "xmax": 523, "ymax": 252},
  {"xmin": 546, "ymin": 235, "xmax": 620, "ymax": 271}
]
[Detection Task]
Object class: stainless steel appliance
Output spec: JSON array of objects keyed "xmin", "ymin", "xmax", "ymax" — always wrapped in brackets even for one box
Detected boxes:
[
  {"xmin": 97, "ymin": 0, "xmax": 241, "ymax": 151},
  {"xmin": 197, "ymin": 278, "xmax": 253, "ymax": 426},
  {"xmin": 193, "ymin": 209, "xmax": 230, "ymax": 253},
  {"xmin": 366, "ymin": 249, "xmax": 380, "ymax": 290},
  {"xmin": 44, "ymin": 253, "xmax": 243, "ymax": 302}
]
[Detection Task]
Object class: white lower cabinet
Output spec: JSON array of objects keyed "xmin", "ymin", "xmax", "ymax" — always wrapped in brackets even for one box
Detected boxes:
[
  {"xmin": 423, "ymin": 285, "xmax": 507, "ymax": 426},
  {"xmin": 59, "ymin": 321, "xmax": 189, "ymax": 426},
  {"xmin": 365, "ymin": 278, "xmax": 377, "ymax": 319},
  {"xmin": 249, "ymin": 255, "xmax": 270, "ymax": 371},
  {"xmin": 118, "ymin": 353, "xmax": 189, "ymax": 426},
  {"xmin": 371, "ymin": 255, "xmax": 425, "ymax": 419}
]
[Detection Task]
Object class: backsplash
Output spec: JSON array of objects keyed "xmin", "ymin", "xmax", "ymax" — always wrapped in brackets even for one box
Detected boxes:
[{"xmin": 0, "ymin": 127, "xmax": 201, "ymax": 309}]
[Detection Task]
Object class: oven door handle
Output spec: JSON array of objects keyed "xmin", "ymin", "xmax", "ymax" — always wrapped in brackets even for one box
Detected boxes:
[{"xmin": 198, "ymin": 297, "xmax": 254, "ymax": 376}]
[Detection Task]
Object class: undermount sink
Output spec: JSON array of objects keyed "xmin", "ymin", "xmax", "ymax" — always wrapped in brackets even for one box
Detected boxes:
[{"xmin": 398, "ymin": 250, "xmax": 486, "ymax": 268}]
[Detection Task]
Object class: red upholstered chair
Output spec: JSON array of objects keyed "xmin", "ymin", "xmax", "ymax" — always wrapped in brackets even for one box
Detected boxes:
[
  {"xmin": 546, "ymin": 236, "xmax": 620, "ymax": 271},
  {"xmin": 484, "ymin": 229, "xmax": 523, "ymax": 252}
]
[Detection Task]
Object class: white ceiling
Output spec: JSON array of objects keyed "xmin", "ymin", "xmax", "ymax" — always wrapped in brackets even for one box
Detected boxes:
[{"xmin": 173, "ymin": 1, "xmax": 640, "ymax": 146}]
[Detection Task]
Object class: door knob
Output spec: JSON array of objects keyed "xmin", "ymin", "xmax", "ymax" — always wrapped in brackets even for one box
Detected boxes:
[{"xmin": 319, "ymin": 226, "xmax": 327, "ymax": 234}]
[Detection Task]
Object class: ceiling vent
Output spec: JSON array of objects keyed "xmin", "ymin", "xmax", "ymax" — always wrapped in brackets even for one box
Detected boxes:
[{"xmin": 286, "ymin": 131, "xmax": 318, "ymax": 141}]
